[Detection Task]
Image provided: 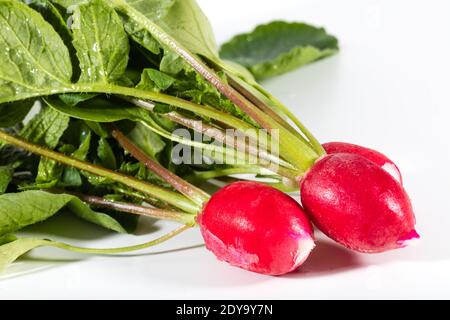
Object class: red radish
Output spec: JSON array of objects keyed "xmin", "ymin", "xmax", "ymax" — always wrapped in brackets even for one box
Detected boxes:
[
  {"xmin": 198, "ymin": 181, "xmax": 315, "ymax": 275},
  {"xmin": 300, "ymin": 153, "xmax": 418, "ymax": 253},
  {"xmin": 323, "ymin": 142, "xmax": 403, "ymax": 184}
]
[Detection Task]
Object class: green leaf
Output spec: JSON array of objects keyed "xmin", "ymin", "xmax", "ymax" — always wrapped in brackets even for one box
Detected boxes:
[
  {"xmin": 72, "ymin": 131, "xmax": 92, "ymax": 160},
  {"xmin": 45, "ymin": 97, "xmax": 147, "ymax": 123},
  {"xmin": 0, "ymin": 224, "xmax": 187, "ymax": 272},
  {"xmin": 20, "ymin": 106, "xmax": 70, "ymax": 149},
  {"xmin": 60, "ymin": 132, "xmax": 91, "ymax": 187},
  {"xmin": 159, "ymin": 0, "xmax": 219, "ymax": 60},
  {"xmin": 35, "ymin": 157, "xmax": 62, "ymax": 188},
  {"xmin": 71, "ymin": 0, "xmax": 130, "ymax": 83},
  {"xmin": 0, "ymin": 236, "xmax": 50, "ymax": 272},
  {"xmin": 0, "ymin": 191, "xmax": 127, "ymax": 236},
  {"xmin": 58, "ymin": 93, "xmax": 98, "ymax": 107},
  {"xmin": 220, "ymin": 21, "xmax": 339, "ymax": 80},
  {"xmin": 0, "ymin": 1, "xmax": 73, "ymax": 103},
  {"xmin": 125, "ymin": 0, "xmax": 176, "ymax": 20},
  {"xmin": 97, "ymin": 138, "xmax": 117, "ymax": 170},
  {"xmin": 0, "ymin": 166, "xmax": 13, "ymax": 194},
  {"xmin": 137, "ymin": 69, "xmax": 175, "ymax": 92},
  {"xmin": 115, "ymin": 0, "xmax": 175, "ymax": 55},
  {"xmin": 26, "ymin": 0, "xmax": 81, "ymax": 81},
  {"xmin": 0, "ymin": 100, "xmax": 34, "ymax": 128},
  {"xmin": 125, "ymin": 122, "xmax": 166, "ymax": 159},
  {"xmin": 159, "ymin": 50, "xmax": 187, "ymax": 75},
  {"xmin": 66, "ymin": 197, "xmax": 127, "ymax": 233},
  {"xmin": 0, "ymin": 191, "xmax": 75, "ymax": 236}
]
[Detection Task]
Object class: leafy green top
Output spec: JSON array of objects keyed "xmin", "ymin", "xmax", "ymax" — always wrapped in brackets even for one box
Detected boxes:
[{"xmin": 220, "ymin": 21, "xmax": 338, "ymax": 80}]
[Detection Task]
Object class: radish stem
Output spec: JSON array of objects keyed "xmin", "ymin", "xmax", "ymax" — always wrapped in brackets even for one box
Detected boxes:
[
  {"xmin": 111, "ymin": 126, "xmax": 210, "ymax": 206},
  {"xmin": 72, "ymin": 192, "xmax": 196, "ymax": 224},
  {"xmin": 0, "ymin": 130, "xmax": 200, "ymax": 214}
]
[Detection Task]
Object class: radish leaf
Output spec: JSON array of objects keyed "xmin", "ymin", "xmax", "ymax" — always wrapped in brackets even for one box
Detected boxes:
[
  {"xmin": 19, "ymin": 106, "xmax": 70, "ymax": 149},
  {"xmin": 44, "ymin": 96, "xmax": 148, "ymax": 123},
  {"xmin": 71, "ymin": 0, "xmax": 130, "ymax": 83},
  {"xmin": 0, "ymin": 1, "xmax": 73, "ymax": 104},
  {"xmin": 0, "ymin": 101, "xmax": 34, "ymax": 128},
  {"xmin": 0, "ymin": 166, "xmax": 13, "ymax": 194},
  {"xmin": 0, "ymin": 191, "xmax": 128, "ymax": 236},
  {"xmin": 220, "ymin": 21, "xmax": 339, "ymax": 80}
]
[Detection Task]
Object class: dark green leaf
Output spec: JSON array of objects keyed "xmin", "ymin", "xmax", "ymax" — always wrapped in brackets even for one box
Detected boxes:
[
  {"xmin": 97, "ymin": 138, "xmax": 117, "ymax": 170},
  {"xmin": 0, "ymin": 100, "xmax": 34, "ymax": 128},
  {"xmin": 220, "ymin": 21, "xmax": 338, "ymax": 80},
  {"xmin": 45, "ymin": 97, "xmax": 147, "ymax": 123},
  {"xmin": 58, "ymin": 93, "xmax": 98, "ymax": 107}
]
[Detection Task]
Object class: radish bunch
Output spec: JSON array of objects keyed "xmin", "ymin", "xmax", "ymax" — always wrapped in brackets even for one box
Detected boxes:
[{"xmin": 198, "ymin": 142, "xmax": 418, "ymax": 274}]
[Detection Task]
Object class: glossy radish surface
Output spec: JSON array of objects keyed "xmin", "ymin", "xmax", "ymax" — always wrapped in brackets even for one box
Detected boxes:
[
  {"xmin": 323, "ymin": 142, "xmax": 403, "ymax": 184},
  {"xmin": 198, "ymin": 181, "xmax": 315, "ymax": 275},
  {"xmin": 300, "ymin": 153, "xmax": 418, "ymax": 253}
]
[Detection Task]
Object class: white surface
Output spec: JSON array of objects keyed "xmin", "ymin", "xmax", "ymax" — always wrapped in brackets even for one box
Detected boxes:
[{"xmin": 1, "ymin": 0, "xmax": 450, "ymax": 299}]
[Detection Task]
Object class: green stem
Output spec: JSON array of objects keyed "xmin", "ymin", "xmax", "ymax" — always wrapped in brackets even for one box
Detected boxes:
[
  {"xmin": 85, "ymin": 84, "xmax": 255, "ymax": 132},
  {"xmin": 189, "ymin": 166, "xmax": 270, "ymax": 182},
  {"xmin": 131, "ymin": 98, "xmax": 296, "ymax": 171},
  {"xmin": 111, "ymin": 126, "xmax": 210, "ymax": 206},
  {"xmin": 110, "ymin": 2, "xmax": 319, "ymax": 173},
  {"xmin": 71, "ymin": 192, "xmax": 196, "ymax": 225},
  {"xmin": 0, "ymin": 130, "xmax": 199, "ymax": 214},
  {"xmin": 252, "ymin": 83, "xmax": 326, "ymax": 156},
  {"xmin": 49, "ymin": 224, "xmax": 193, "ymax": 255}
]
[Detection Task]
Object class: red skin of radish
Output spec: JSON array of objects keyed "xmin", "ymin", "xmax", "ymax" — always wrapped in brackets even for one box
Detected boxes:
[
  {"xmin": 323, "ymin": 142, "xmax": 403, "ymax": 184},
  {"xmin": 300, "ymin": 153, "xmax": 418, "ymax": 253},
  {"xmin": 198, "ymin": 181, "xmax": 315, "ymax": 275}
]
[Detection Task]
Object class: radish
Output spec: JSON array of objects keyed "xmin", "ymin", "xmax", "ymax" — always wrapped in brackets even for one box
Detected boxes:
[
  {"xmin": 300, "ymin": 153, "xmax": 418, "ymax": 253},
  {"xmin": 323, "ymin": 142, "xmax": 403, "ymax": 184},
  {"xmin": 198, "ymin": 181, "xmax": 315, "ymax": 275}
]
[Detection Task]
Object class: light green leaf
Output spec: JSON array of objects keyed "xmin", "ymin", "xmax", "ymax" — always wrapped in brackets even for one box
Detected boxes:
[
  {"xmin": 0, "ymin": 236, "xmax": 50, "ymax": 272},
  {"xmin": 26, "ymin": 0, "xmax": 81, "ymax": 81},
  {"xmin": 0, "ymin": 191, "xmax": 76, "ymax": 236},
  {"xmin": 0, "ymin": 166, "xmax": 13, "ymax": 194},
  {"xmin": 0, "ymin": 1, "xmax": 73, "ymax": 103},
  {"xmin": 126, "ymin": 122, "xmax": 165, "ymax": 159},
  {"xmin": 126, "ymin": 0, "xmax": 176, "ymax": 20},
  {"xmin": 115, "ymin": 0, "xmax": 175, "ymax": 55},
  {"xmin": 72, "ymin": 0, "xmax": 130, "ymax": 83},
  {"xmin": 0, "ymin": 224, "xmax": 187, "ymax": 272},
  {"xmin": 0, "ymin": 100, "xmax": 34, "ymax": 128},
  {"xmin": 0, "ymin": 191, "xmax": 127, "ymax": 236},
  {"xmin": 20, "ymin": 106, "xmax": 70, "ymax": 149},
  {"xmin": 35, "ymin": 157, "xmax": 62, "ymax": 188},
  {"xmin": 137, "ymin": 69, "xmax": 175, "ymax": 92},
  {"xmin": 159, "ymin": 50, "xmax": 187, "ymax": 75},
  {"xmin": 159, "ymin": 0, "xmax": 219, "ymax": 59},
  {"xmin": 220, "ymin": 21, "xmax": 339, "ymax": 80}
]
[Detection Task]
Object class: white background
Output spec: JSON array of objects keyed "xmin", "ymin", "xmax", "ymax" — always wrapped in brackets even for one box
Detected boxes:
[{"xmin": 1, "ymin": 0, "xmax": 450, "ymax": 299}]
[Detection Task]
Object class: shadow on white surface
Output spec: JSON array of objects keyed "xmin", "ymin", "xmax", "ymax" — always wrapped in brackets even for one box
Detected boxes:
[{"xmin": 295, "ymin": 240, "xmax": 363, "ymax": 277}]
